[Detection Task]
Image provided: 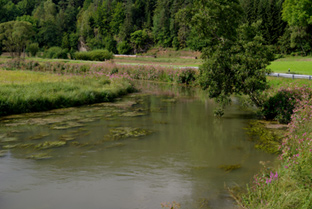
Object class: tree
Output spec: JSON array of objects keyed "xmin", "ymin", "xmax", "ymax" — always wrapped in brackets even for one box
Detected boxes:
[
  {"xmin": 109, "ymin": 2, "xmax": 125, "ymax": 35},
  {"xmin": 0, "ymin": 21, "xmax": 34, "ymax": 58},
  {"xmin": 0, "ymin": 1, "xmax": 20, "ymax": 23},
  {"xmin": 130, "ymin": 29, "xmax": 152, "ymax": 53},
  {"xmin": 282, "ymin": 0, "xmax": 312, "ymax": 55},
  {"xmin": 240, "ymin": 0, "xmax": 286, "ymax": 46},
  {"xmin": 192, "ymin": 0, "xmax": 273, "ymax": 116}
]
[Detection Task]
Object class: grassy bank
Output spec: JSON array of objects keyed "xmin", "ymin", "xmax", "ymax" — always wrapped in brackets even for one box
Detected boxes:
[
  {"xmin": 0, "ymin": 69, "xmax": 135, "ymax": 117},
  {"xmin": 232, "ymin": 78, "xmax": 312, "ymax": 208},
  {"xmin": 235, "ymin": 95, "xmax": 312, "ymax": 208}
]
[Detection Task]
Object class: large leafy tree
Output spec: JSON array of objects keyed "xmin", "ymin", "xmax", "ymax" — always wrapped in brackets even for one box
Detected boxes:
[
  {"xmin": 0, "ymin": 21, "xmax": 34, "ymax": 57},
  {"xmin": 193, "ymin": 0, "xmax": 273, "ymax": 115}
]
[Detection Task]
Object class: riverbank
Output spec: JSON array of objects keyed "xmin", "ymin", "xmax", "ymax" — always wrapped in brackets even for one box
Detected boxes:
[
  {"xmin": 0, "ymin": 69, "xmax": 135, "ymax": 117},
  {"xmin": 232, "ymin": 78, "xmax": 312, "ymax": 208},
  {"xmin": 234, "ymin": 95, "xmax": 312, "ymax": 208}
]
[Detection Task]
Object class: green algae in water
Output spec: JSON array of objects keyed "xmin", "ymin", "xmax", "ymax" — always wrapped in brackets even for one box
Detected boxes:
[
  {"xmin": 59, "ymin": 134, "xmax": 76, "ymax": 141},
  {"xmin": 0, "ymin": 137, "xmax": 18, "ymax": 143},
  {"xmin": 219, "ymin": 164, "xmax": 242, "ymax": 172},
  {"xmin": 51, "ymin": 122, "xmax": 84, "ymax": 130},
  {"xmin": 120, "ymin": 111, "xmax": 147, "ymax": 117},
  {"xmin": 245, "ymin": 120, "xmax": 284, "ymax": 154},
  {"xmin": 27, "ymin": 153, "xmax": 53, "ymax": 160},
  {"xmin": 70, "ymin": 141, "xmax": 91, "ymax": 148},
  {"xmin": 0, "ymin": 150, "xmax": 8, "ymax": 157},
  {"xmin": 0, "ymin": 134, "xmax": 18, "ymax": 143},
  {"xmin": 2, "ymin": 144, "xmax": 20, "ymax": 149},
  {"xmin": 35, "ymin": 141, "xmax": 66, "ymax": 150},
  {"xmin": 27, "ymin": 133, "xmax": 50, "ymax": 140},
  {"xmin": 105, "ymin": 127, "xmax": 153, "ymax": 141}
]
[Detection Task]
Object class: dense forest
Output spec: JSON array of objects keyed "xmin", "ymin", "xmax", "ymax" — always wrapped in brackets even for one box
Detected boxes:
[{"xmin": 0, "ymin": 0, "xmax": 311, "ymax": 55}]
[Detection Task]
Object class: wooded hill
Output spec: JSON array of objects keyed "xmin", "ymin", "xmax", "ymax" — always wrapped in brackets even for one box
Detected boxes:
[{"xmin": 0, "ymin": 0, "xmax": 311, "ymax": 55}]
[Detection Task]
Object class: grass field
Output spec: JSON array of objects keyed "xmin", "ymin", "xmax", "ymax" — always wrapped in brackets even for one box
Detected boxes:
[
  {"xmin": 268, "ymin": 56, "xmax": 312, "ymax": 75},
  {"xmin": 0, "ymin": 69, "xmax": 69, "ymax": 85}
]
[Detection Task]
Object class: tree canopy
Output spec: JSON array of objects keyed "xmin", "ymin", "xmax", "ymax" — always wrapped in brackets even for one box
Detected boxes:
[
  {"xmin": 0, "ymin": 20, "xmax": 34, "ymax": 57},
  {"xmin": 0, "ymin": 0, "xmax": 306, "ymax": 55}
]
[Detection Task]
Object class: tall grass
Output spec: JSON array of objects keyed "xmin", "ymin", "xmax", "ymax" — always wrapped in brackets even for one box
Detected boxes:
[
  {"xmin": 0, "ymin": 70, "xmax": 134, "ymax": 116},
  {"xmin": 0, "ymin": 69, "xmax": 69, "ymax": 84}
]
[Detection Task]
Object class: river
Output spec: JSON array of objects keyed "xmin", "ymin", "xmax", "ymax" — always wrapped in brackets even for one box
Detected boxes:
[{"xmin": 0, "ymin": 81, "xmax": 274, "ymax": 209}]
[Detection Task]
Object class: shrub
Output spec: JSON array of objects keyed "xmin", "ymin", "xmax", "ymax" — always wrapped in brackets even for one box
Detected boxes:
[
  {"xmin": 117, "ymin": 41, "xmax": 132, "ymax": 54},
  {"xmin": 26, "ymin": 43, "xmax": 39, "ymax": 57},
  {"xmin": 74, "ymin": 49, "xmax": 114, "ymax": 61},
  {"xmin": 262, "ymin": 86, "xmax": 312, "ymax": 124},
  {"xmin": 44, "ymin": 47, "xmax": 68, "ymax": 59},
  {"xmin": 177, "ymin": 68, "xmax": 196, "ymax": 85}
]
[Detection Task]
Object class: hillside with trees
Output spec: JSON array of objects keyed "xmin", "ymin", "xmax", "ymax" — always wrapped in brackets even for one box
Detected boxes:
[{"xmin": 0, "ymin": 0, "xmax": 311, "ymax": 56}]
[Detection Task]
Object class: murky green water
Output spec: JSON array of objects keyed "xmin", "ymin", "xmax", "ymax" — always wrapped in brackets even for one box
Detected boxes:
[{"xmin": 0, "ymin": 82, "xmax": 274, "ymax": 209}]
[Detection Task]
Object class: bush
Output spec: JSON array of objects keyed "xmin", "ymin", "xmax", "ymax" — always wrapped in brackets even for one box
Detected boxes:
[
  {"xmin": 26, "ymin": 43, "xmax": 39, "ymax": 57},
  {"xmin": 74, "ymin": 49, "xmax": 114, "ymax": 61},
  {"xmin": 262, "ymin": 86, "xmax": 312, "ymax": 124},
  {"xmin": 44, "ymin": 47, "xmax": 68, "ymax": 59},
  {"xmin": 117, "ymin": 41, "xmax": 132, "ymax": 54},
  {"xmin": 177, "ymin": 68, "xmax": 196, "ymax": 85}
]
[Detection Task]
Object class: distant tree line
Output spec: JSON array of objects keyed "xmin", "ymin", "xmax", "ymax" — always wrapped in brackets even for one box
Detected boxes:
[{"xmin": 0, "ymin": 0, "xmax": 311, "ymax": 56}]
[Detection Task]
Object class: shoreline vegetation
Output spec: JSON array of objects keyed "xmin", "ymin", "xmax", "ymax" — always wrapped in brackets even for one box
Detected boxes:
[
  {"xmin": 0, "ymin": 56, "xmax": 312, "ymax": 208},
  {"xmin": 0, "ymin": 66, "xmax": 135, "ymax": 117}
]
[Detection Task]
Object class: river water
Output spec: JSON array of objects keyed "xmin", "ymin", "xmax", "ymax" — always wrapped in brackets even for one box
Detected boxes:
[{"xmin": 0, "ymin": 82, "xmax": 274, "ymax": 209}]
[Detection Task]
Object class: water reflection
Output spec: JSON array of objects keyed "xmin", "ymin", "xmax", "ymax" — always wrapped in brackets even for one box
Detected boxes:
[{"xmin": 0, "ymin": 81, "xmax": 274, "ymax": 209}]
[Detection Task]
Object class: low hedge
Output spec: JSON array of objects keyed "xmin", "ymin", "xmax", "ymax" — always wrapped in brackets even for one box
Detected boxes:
[
  {"xmin": 44, "ymin": 47, "xmax": 68, "ymax": 59},
  {"xmin": 74, "ymin": 49, "xmax": 114, "ymax": 61}
]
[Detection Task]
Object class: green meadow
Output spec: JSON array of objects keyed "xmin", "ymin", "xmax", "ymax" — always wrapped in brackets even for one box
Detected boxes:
[{"xmin": 268, "ymin": 56, "xmax": 312, "ymax": 75}]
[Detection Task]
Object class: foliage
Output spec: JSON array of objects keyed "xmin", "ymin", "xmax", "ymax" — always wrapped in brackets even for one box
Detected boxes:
[
  {"xmin": 282, "ymin": 0, "xmax": 312, "ymax": 55},
  {"xmin": 117, "ymin": 41, "xmax": 132, "ymax": 55},
  {"xmin": 44, "ymin": 47, "xmax": 68, "ymax": 59},
  {"xmin": 0, "ymin": 21, "xmax": 34, "ymax": 57},
  {"xmin": 177, "ymin": 68, "xmax": 196, "ymax": 85},
  {"xmin": 130, "ymin": 29, "xmax": 153, "ymax": 54},
  {"xmin": 0, "ymin": 0, "xmax": 305, "ymax": 57},
  {"xmin": 74, "ymin": 49, "xmax": 114, "ymax": 61},
  {"xmin": 240, "ymin": 0, "xmax": 286, "ymax": 46},
  {"xmin": 262, "ymin": 86, "xmax": 312, "ymax": 124},
  {"xmin": 198, "ymin": 20, "xmax": 274, "ymax": 114},
  {"xmin": 26, "ymin": 42, "xmax": 39, "ymax": 57},
  {"xmin": 238, "ymin": 89, "xmax": 312, "ymax": 208}
]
